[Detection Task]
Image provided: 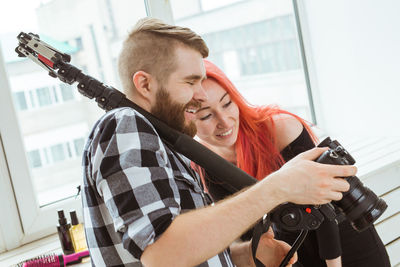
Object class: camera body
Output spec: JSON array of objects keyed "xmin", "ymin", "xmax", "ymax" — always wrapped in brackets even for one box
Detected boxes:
[
  {"xmin": 270, "ymin": 137, "xmax": 387, "ymax": 232},
  {"xmin": 270, "ymin": 202, "xmax": 335, "ymax": 231}
]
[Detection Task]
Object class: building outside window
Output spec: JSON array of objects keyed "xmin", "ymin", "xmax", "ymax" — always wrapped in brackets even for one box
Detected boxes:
[{"xmin": 171, "ymin": 0, "xmax": 312, "ymax": 120}]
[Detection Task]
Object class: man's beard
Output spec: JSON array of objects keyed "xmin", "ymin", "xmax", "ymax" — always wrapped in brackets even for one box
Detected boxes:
[{"xmin": 151, "ymin": 88, "xmax": 199, "ymax": 137}]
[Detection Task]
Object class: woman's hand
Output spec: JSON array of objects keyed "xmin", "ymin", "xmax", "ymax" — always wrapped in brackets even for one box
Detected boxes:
[
  {"xmin": 326, "ymin": 257, "xmax": 342, "ymax": 267},
  {"xmin": 251, "ymin": 227, "xmax": 297, "ymax": 267},
  {"xmin": 230, "ymin": 227, "xmax": 297, "ymax": 267}
]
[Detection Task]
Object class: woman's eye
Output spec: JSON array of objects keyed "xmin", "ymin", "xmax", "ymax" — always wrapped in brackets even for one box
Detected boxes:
[
  {"xmin": 223, "ymin": 100, "xmax": 232, "ymax": 108},
  {"xmin": 199, "ymin": 114, "xmax": 212, "ymax": 121}
]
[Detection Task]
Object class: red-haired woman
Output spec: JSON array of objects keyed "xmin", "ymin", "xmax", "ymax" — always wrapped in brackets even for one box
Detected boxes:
[{"xmin": 193, "ymin": 59, "xmax": 390, "ymax": 267}]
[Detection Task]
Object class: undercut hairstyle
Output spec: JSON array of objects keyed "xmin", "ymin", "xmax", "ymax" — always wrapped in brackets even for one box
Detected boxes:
[{"xmin": 118, "ymin": 17, "xmax": 209, "ymax": 97}]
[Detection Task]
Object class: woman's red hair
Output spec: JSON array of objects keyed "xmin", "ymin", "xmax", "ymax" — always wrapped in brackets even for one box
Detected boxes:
[{"xmin": 202, "ymin": 59, "xmax": 318, "ymax": 180}]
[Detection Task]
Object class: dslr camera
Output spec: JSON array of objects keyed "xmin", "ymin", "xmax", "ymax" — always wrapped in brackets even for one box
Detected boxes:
[{"xmin": 270, "ymin": 137, "xmax": 388, "ymax": 232}]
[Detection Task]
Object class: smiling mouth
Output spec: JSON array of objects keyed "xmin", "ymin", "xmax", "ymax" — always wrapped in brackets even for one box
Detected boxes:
[
  {"xmin": 217, "ymin": 128, "xmax": 233, "ymax": 137},
  {"xmin": 185, "ymin": 107, "xmax": 198, "ymax": 114},
  {"xmin": 184, "ymin": 100, "xmax": 201, "ymax": 114}
]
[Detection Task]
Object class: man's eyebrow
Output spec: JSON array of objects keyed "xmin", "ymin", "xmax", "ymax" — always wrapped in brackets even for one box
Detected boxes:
[{"xmin": 184, "ymin": 74, "xmax": 207, "ymax": 81}]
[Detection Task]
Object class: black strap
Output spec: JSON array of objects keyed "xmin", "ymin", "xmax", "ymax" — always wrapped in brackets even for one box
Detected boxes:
[
  {"xmin": 251, "ymin": 216, "xmax": 271, "ymax": 267},
  {"xmin": 251, "ymin": 215, "xmax": 309, "ymax": 267},
  {"xmin": 278, "ymin": 230, "xmax": 308, "ymax": 267}
]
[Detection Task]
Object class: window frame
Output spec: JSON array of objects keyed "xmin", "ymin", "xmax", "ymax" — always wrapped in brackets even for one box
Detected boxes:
[
  {"xmin": 292, "ymin": 0, "xmax": 318, "ymax": 125},
  {"xmin": 0, "ymin": 46, "xmax": 31, "ymax": 251}
]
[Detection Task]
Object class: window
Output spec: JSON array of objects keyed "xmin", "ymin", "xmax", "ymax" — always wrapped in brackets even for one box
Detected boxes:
[
  {"xmin": 27, "ymin": 150, "xmax": 42, "ymax": 168},
  {"xmin": 60, "ymin": 83, "xmax": 74, "ymax": 101},
  {"xmin": 25, "ymin": 136, "xmax": 86, "ymax": 170},
  {"xmin": 171, "ymin": 0, "xmax": 313, "ymax": 120},
  {"xmin": 36, "ymin": 87, "xmax": 52, "ymax": 107},
  {"xmin": 0, "ymin": 0, "xmax": 147, "ymax": 250},
  {"xmin": 50, "ymin": 144, "xmax": 66, "ymax": 163},
  {"xmin": 73, "ymin": 138, "xmax": 85, "ymax": 156},
  {"xmin": 13, "ymin": 91, "xmax": 28, "ymax": 111},
  {"xmin": 11, "ymin": 85, "xmax": 77, "ymax": 112}
]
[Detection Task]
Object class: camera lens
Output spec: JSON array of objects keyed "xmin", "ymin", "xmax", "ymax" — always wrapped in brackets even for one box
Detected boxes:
[
  {"xmin": 334, "ymin": 176, "xmax": 387, "ymax": 231},
  {"xmin": 316, "ymin": 146, "xmax": 388, "ymax": 232}
]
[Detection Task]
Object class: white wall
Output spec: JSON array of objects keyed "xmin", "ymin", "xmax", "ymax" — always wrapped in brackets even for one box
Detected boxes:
[{"xmin": 300, "ymin": 0, "xmax": 400, "ymax": 138}]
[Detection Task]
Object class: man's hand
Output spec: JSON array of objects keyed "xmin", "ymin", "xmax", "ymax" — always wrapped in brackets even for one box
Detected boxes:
[
  {"xmin": 252, "ymin": 227, "xmax": 297, "ymax": 267},
  {"xmin": 266, "ymin": 147, "xmax": 357, "ymax": 205}
]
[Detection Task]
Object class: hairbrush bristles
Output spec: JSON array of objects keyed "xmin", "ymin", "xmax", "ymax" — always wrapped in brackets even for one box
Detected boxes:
[
  {"xmin": 15, "ymin": 250, "xmax": 89, "ymax": 267},
  {"xmin": 16, "ymin": 253, "xmax": 61, "ymax": 267}
]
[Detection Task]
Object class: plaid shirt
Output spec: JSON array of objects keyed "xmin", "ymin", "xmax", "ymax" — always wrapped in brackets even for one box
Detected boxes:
[{"xmin": 82, "ymin": 107, "xmax": 234, "ymax": 267}]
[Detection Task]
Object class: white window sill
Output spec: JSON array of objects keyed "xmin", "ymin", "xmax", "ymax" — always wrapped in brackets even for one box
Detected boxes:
[{"xmin": 0, "ymin": 234, "xmax": 90, "ymax": 266}]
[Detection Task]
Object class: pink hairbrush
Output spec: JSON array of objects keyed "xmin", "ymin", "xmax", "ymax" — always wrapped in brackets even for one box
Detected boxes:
[{"xmin": 17, "ymin": 250, "xmax": 89, "ymax": 267}]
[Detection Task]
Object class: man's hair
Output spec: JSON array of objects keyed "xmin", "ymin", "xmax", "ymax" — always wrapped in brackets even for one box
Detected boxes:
[{"xmin": 118, "ymin": 17, "xmax": 209, "ymax": 97}]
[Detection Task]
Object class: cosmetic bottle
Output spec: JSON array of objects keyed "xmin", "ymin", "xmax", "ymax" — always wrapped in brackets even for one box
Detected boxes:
[
  {"xmin": 57, "ymin": 209, "xmax": 75, "ymax": 255},
  {"xmin": 69, "ymin": 209, "xmax": 88, "ymax": 252}
]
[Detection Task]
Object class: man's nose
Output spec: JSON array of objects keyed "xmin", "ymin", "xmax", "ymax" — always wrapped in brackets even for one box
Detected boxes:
[{"xmin": 193, "ymin": 83, "xmax": 208, "ymax": 102}]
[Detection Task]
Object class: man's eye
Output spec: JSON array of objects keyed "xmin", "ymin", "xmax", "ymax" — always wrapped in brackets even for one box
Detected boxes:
[
  {"xmin": 223, "ymin": 100, "xmax": 232, "ymax": 108},
  {"xmin": 200, "ymin": 114, "xmax": 212, "ymax": 121},
  {"xmin": 187, "ymin": 81, "xmax": 194, "ymax": 85}
]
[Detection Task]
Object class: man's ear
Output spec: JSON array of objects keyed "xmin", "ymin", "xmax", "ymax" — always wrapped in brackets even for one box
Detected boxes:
[{"xmin": 132, "ymin": 71, "xmax": 155, "ymax": 99}]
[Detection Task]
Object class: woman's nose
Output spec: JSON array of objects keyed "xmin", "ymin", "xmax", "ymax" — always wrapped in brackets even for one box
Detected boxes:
[{"xmin": 216, "ymin": 113, "xmax": 230, "ymax": 128}]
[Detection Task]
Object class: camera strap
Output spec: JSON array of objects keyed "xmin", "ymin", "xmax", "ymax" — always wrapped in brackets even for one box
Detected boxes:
[
  {"xmin": 251, "ymin": 215, "xmax": 271, "ymax": 267},
  {"xmin": 251, "ymin": 215, "xmax": 309, "ymax": 267}
]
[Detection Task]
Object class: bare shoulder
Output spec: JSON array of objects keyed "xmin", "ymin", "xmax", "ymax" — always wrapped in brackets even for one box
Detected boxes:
[{"xmin": 272, "ymin": 113, "xmax": 303, "ymax": 151}]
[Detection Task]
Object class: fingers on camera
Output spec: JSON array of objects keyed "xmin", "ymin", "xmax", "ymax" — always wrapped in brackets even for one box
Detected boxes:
[
  {"xmin": 300, "ymin": 147, "xmax": 328, "ymax": 160},
  {"xmin": 324, "ymin": 164, "xmax": 357, "ymax": 177},
  {"xmin": 333, "ymin": 178, "xmax": 350, "ymax": 192},
  {"xmin": 330, "ymin": 191, "xmax": 344, "ymax": 201}
]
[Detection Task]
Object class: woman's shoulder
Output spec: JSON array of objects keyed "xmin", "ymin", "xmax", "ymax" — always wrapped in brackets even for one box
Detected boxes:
[{"xmin": 271, "ymin": 113, "xmax": 303, "ymax": 151}]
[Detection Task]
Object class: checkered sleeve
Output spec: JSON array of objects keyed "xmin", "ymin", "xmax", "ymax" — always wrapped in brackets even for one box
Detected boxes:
[{"xmin": 89, "ymin": 107, "xmax": 181, "ymax": 259}]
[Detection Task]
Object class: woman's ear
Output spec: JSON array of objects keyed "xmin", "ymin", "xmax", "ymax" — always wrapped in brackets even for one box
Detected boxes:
[{"xmin": 132, "ymin": 71, "xmax": 155, "ymax": 99}]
